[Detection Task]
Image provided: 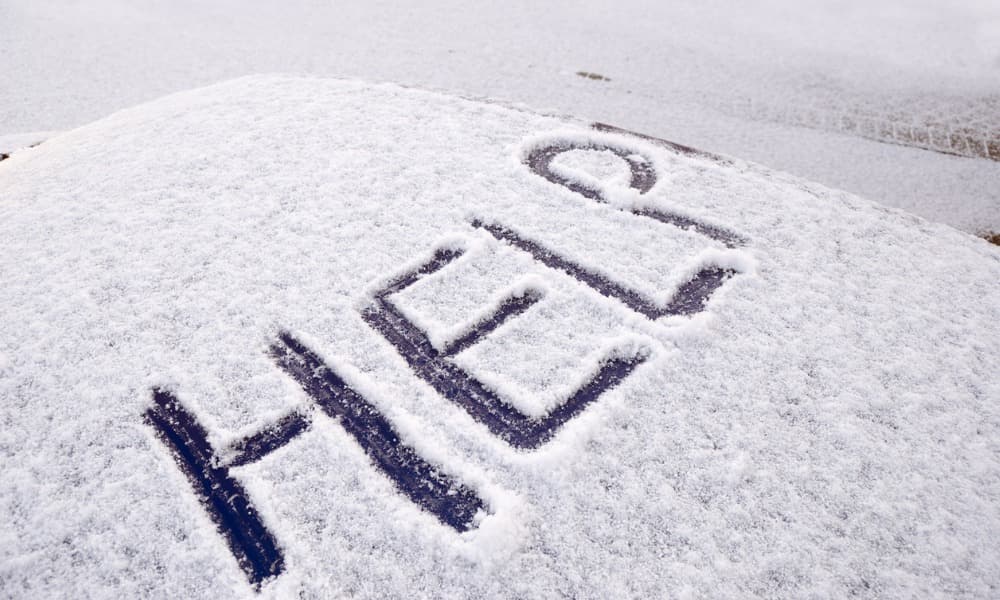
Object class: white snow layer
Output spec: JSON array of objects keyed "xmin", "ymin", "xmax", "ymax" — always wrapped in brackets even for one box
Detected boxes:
[
  {"xmin": 1, "ymin": 0, "xmax": 998, "ymax": 234},
  {"xmin": 0, "ymin": 132, "xmax": 53, "ymax": 157},
  {"xmin": 1, "ymin": 76, "xmax": 999, "ymax": 599}
]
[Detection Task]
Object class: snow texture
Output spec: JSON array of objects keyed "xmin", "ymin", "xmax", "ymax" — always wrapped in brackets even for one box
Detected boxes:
[
  {"xmin": 1, "ymin": 0, "xmax": 998, "ymax": 233},
  {"xmin": 1, "ymin": 76, "xmax": 999, "ymax": 599},
  {"xmin": 0, "ymin": 132, "xmax": 53, "ymax": 159}
]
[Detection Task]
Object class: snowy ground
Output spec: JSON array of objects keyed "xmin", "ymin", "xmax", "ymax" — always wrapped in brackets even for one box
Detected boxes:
[
  {"xmin": 1, "ymin": 76, "xmax": 998, "ymax": 599},
  {"xmin": 1, "ymin": 0, "xmax": 999, "ymax": 234}
]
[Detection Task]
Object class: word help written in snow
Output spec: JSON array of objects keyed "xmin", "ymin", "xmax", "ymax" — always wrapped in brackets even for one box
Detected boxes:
[{"xmin": 143, "ymin": 134, "xmax": 747, "ymax": 589}]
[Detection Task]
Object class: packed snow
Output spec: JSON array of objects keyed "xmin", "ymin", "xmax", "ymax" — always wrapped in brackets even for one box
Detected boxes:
[
  {"xmin": 1, "ymin": 0, "xmax": 998, "ymax": 234},
  {"xmin": 1, "ymin": 76, "xmax": 998, "ymax": 598}
]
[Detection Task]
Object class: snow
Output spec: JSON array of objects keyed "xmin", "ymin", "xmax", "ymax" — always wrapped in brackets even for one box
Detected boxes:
[
  {"xmin": 1, "ymin": 0, "xmax": 998, "ymax": 234},
  {"xmin": 1, "ymin": 76, "xmax": 999, "ymax": 598},
  {"xmin": 0, "ymin": 132, "xmax": 53, "ymax": 158}
]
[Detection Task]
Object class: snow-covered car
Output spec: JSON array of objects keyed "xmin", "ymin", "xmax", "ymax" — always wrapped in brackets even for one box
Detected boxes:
[{"xmin": 1, "ymin": 76, "xmax": 998, "ymax": 598}]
